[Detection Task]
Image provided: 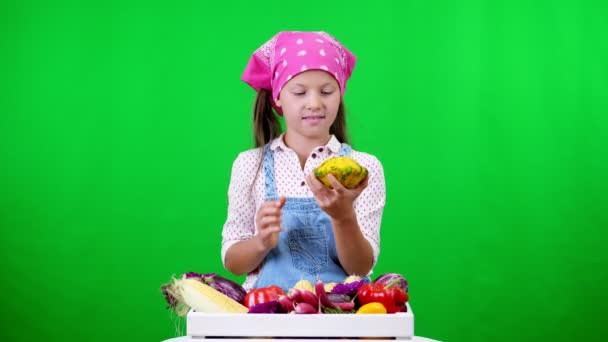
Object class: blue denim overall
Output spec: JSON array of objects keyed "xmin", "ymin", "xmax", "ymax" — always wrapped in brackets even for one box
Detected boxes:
[{"xmin": 252, "ymin": 143, "xmax": 353, "ymax": 292}]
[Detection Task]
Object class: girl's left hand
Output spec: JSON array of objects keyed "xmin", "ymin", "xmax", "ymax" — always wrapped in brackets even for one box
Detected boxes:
[{"xmin": 306, "ymin": 173, "xmax": 369, "ymax": 221}]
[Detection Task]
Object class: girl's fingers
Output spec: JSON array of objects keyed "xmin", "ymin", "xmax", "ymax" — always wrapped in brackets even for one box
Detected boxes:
[
  {"xmin": 306, "ymin": 173, "xmax": 327, "ymax": 195},
  {"xmin": 266, "ymin": 226, "xmax": 282, "ymax": 234},
  {"xmin": 350, "ymin": 175, "xmax": 369, "ymax": 196},
  {"xmin": 327, "ymin": 174, "xmax": 346, "ymax": 194},
  {"xmin": 260, "ymin": 225, "xmax": 280, "ymax": 233},
  {"xmin": 305, "ymin": 174, "xmax": 331, "ymax": 206},
  {"xmin": 259, "ymin": 203, "xmax": 281, "ymax": 218},
  {"xmin": 357, "ymin": 175, "xmax": 369, "ymax": 190},
  {"xmin": 260, "ymin": 215, "xmax": 281, "ymax": 228},
  {"xmin": 276, "ymin": 196, "xmax": 286, "ymax": 208}
]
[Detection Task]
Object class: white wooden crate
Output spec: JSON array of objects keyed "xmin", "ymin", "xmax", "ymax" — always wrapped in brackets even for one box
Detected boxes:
[{"xmin": 186, "ymin": 303, "xmax": 414, "ymax": 341}]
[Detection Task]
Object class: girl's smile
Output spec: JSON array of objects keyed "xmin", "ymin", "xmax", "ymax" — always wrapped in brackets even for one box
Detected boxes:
[{"xmin": 302, "ymin": 114, "xmax": 326, "ymax": 124}]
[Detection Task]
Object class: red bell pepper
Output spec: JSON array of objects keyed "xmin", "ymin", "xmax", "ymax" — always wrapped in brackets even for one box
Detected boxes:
[
  {"xmin": 244, "ymin": 286, "xmax": 285, "ymax": 308},
  {"xmin": 357, "ymin": 280, "xmax": 409, "ymax": 314},
  {"xmin": 392, "ymin": 286, "xmax": 409, "ymax": 305}
]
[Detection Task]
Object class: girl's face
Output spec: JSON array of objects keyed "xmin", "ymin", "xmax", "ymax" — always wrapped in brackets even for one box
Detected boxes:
[{"xmin": 276, "ymin": 70, "xmax": 341, "ymax": 142}]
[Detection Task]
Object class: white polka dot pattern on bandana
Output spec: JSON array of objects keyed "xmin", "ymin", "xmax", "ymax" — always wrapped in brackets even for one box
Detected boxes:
[
  {"xmin": 271, "ymin": 32, "xmax": 351, "ymax": 101},
  {"xmin": 221, "ymin": 134, "xmax": 385, "ymax": 291},
  {"xmin": 244, "ymin": 31, "xmax": 356, "ymax": 110}
]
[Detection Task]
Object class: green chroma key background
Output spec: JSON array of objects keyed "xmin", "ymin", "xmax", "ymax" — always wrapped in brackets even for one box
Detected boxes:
[{"xmin": 1, "ymin": 0, "xmax": 606, "ymax": 341}]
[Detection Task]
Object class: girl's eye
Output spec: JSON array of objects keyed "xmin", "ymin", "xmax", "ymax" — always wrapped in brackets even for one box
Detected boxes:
[{"xmin": 292, "ymin": 90, "xmax": 334, "ymax": 96}]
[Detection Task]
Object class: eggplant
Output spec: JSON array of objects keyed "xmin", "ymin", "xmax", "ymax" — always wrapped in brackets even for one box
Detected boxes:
[
  {"xmin": 373, "ymin": 273, "xmax": 409, "ymax": 292},
  {"xmin": 184, "ymin": 272, "xmax": 247, "ymax": 304}
]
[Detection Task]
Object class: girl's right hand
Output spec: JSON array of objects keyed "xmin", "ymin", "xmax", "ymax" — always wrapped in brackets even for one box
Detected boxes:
[{"xmin": 255, "ymin": 196, "xmax": 286, "ymax": 251}]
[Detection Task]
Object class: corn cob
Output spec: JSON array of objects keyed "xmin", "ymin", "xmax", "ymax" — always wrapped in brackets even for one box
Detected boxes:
[{"xmin": 175, "ymin": 278, "xmax": 248, "ymax": 314}]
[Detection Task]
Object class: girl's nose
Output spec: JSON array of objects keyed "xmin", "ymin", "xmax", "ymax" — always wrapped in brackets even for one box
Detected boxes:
[{"xmin": 307, "ymin": 93, "xmax": 322, "ymax": 110}]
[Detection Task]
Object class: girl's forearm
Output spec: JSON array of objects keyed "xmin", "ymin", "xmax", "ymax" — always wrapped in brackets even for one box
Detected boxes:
[
  {"xmin": 224, "ymin": 237, "xmax": 269, "ymax": 276},
  {"xmin": 331, "ymin": 211, "xmax": 374, "ymax": 276}
]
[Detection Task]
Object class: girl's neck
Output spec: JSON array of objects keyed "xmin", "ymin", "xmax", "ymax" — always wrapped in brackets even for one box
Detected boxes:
[{"xmin": 283, "ymin": 132, "xmax": 330, "ymax": 169}]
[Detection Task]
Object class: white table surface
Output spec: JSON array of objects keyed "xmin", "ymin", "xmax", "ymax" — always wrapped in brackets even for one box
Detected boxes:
[{"xmin": 162, "ymin": 337, "xmax": 440, "ymax": 342}]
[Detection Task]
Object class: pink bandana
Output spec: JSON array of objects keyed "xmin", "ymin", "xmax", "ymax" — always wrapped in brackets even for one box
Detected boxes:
[{"xmin": 241, "ymin": 31, "xmax": 356, "ymax": 113}]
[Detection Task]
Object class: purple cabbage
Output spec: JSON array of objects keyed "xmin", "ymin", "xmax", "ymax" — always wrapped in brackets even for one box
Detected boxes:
[
  {"xmin": 330, "ymin": 280, "xmax": 365, "ymax": 297},
  {"xmin": 184, "ymin": 272, "xmax": 206, "ymax": 279},
  {"xmin": 373, "ymin": 273, "xmax": 409, "ymax": 292},
  {"xmin": 248, "ymin": 300, "xmax": 282, "ymax": 314},
  {"xmin": 184, "ymin": 272, "xmax": 247, "ymax": 304}
]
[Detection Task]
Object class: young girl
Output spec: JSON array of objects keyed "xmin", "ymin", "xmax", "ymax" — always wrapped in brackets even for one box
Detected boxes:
[{"xmin": 221, "ymin": 31, "xmax": 386, "ymax": 292}]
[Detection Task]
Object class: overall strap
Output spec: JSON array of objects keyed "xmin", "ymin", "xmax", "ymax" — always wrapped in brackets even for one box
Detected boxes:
[
  {"xmin": 263, "ymin": 144, "xmax": 278, "ymax": 200},
  {"xmin": 264, "ymin": 142, "xmax": 351, "ymax": 200}
]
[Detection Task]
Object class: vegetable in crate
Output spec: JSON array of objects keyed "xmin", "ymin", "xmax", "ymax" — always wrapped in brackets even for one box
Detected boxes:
[
  {"xmin": 294, "ymin": 302, "xmax": 317, "ymax": 314},
  {"xmin": 331, "ymin": 279, "xmax": 365, "ymax": 297},
  {"xmin": 314, "ymin": 156, "xmax": 368, "ymax": 189},
  {"xmin": 248, "ymin": 300, "xmax": 282, "ymax": 314},
  {"xmin": 244, "ymin": 286, "xmax": 285, "ymax": 308},
  {"xmin": 343, "ymin": 275, "xmax": 363, "ymax": 284},
  {"xmin": 323, "ymin": 282, "xmax": 338, "ymax": 292},
  {"xmin": 292, "ymin": 279, "xmax": 314, "ymax": 293},
  {"xmin": 326, "ymin": 294, "xmax": 355, "ymax": 312},
  {"xmin": 357, "ymin": 279, "xmax": 408, "ymax": 314},
  {"xmin": 161, "ymin": 278, "xmax": 248, "ymax": 315},
  {"xmin": 373, "ymin": 273, "xmax": 409, "ymax": 293},
  {"xmin": 356, "ymin": 302, "xmax": 387, "ymax": 314},
  {"xmin": 278, "ymin": 295, "xmax": 295, "ymax": 313},
  {"xmin": 185, "ymin": 272, "xmax": 247, "ymax": 304},
  {"xmin": 314, "ymin": 280, "xmax": 355, "ymax": 313}
]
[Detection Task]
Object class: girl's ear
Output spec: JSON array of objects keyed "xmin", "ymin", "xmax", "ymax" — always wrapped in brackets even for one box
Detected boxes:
[{"xmin": 275, "ymin": 98, "xmax": 281, "ymax": 107}]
